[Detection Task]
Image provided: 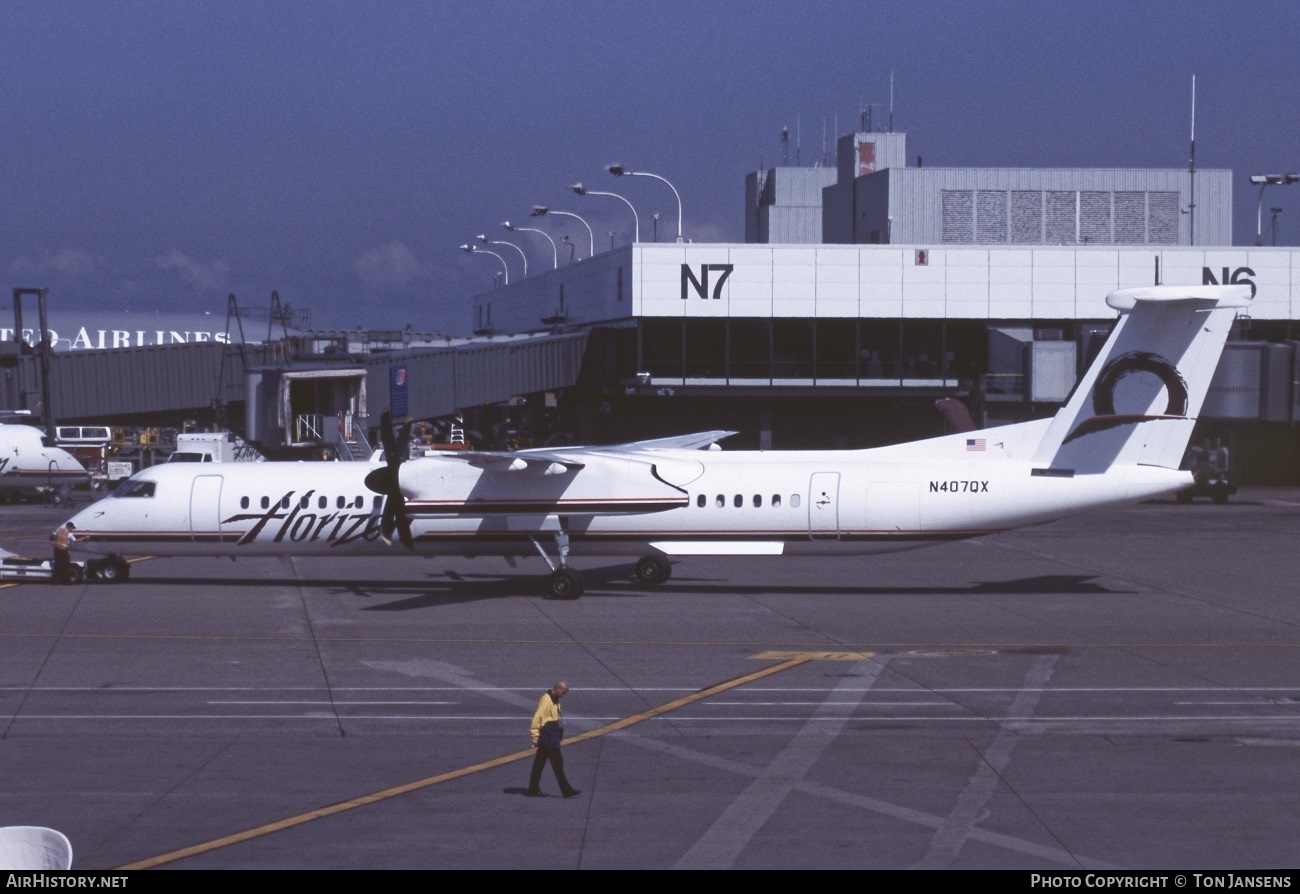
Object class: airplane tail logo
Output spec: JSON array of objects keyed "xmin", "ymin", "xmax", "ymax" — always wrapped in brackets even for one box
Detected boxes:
[{"xmin": 1033, "ymin": 285, "xmax": 1251, "ymax": 474}]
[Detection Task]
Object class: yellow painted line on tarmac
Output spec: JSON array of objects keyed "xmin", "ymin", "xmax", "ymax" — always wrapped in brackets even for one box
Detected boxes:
[
  {"xmin": 117, "ymin": 655, "xmax": 812, "ymax": 870},
  {"xmin": 753, "ymin": 650, "xmax": 875, "ymax": 661}
]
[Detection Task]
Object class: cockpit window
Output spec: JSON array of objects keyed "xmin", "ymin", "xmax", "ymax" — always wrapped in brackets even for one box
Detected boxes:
[{"xmin": 111, "ymin": 480, "xmax": 156, "ymax": 498}]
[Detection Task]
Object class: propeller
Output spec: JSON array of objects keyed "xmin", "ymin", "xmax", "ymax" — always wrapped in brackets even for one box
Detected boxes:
[{"xmin": 363, "ymin": 409, "xmax": 414, "ymax": 550}]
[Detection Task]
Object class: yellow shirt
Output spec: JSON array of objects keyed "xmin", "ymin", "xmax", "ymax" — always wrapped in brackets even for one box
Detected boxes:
[{"xmin": 530, "ymin": 691, "xmax": 561, "ymax": 740}]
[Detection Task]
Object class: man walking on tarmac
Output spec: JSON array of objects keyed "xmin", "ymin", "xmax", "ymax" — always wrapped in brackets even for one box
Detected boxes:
[
  {"xmin": 527, "ymin": 681, "xmax": 581, "ymax": 798},
  {"xmin": 52, "ymin": 522, "xmax": 76, "ymax": 584}
]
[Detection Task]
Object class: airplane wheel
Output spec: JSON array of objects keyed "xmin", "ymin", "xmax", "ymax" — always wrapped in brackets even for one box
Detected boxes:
[
  {"xmin": 97, "ymin": 558, "xmax": 130, "ymax": 584},
  {"xmin": 547, "ymin": 569, "xmax": 583, "ymax": 600},
  {"xmin": 635, "ymin": 556, "xmax": 672, "ymax": 586}
]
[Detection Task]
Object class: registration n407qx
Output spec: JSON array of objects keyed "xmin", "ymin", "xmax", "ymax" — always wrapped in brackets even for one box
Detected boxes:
[{"xmin": 64, "ymin": 285, "xmax": 1248, "ymax": 597}]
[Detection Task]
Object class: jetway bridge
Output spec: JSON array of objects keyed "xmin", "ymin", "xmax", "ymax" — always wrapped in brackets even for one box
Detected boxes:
[{"xmin": 0, "ymin": 330, "xmax": 590, "ymax": 459}]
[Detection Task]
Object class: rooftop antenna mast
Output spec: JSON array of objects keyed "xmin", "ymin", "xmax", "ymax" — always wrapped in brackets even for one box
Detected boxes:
[
  {"xmin": 796, "ymin": 114, "xmax": 801, "ymax": 166},
  {"xmin": 1188, "ymin": 74, "xmax": 1197, "ymax": 246},
  {"xmin": 781, "ymin": 126, "xmax": 789, "ymax": 166},
  {"xmin": 889, "ymin": 69, "xmax": 895, "ymax": 132}
]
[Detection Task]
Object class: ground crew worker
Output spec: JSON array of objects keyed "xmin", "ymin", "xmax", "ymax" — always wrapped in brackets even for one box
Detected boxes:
[
  {"xmin": 52, "ymin": 522, "xmax": 76, "ymax": 584},
  {"xmin": 527, "ymin": 680, "xmax": 580, "ymax": 798}
]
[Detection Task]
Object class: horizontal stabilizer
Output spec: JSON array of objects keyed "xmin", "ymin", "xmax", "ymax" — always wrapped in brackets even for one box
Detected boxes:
[{"xmin": 1105, "ymin": 285, "xmax": 1253, "ymax": 310}]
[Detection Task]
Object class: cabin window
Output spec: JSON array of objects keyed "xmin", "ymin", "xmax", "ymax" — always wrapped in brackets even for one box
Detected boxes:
[
  {"xmin": 282, "ymin": 496, "xmax": 291, "ymax": 509},
  {"xmin": 696, "ymin": 494, "xmax": 705, "ymax": 508},
  {"xmin": 240, "ymin": 496, "xmax": 249, "ymax": 509},
  {"xmin": 111, "ymin": 480, "xmax": 156, "ymax": 498},
  {"xmin": 772, "ymin": 494, "xmax": 781, "ymax": 508},
  {"xmin": 733, "ymin": 494, "xmax": 742, "ymax": 508},
  {"xmin": 354, "ymin": 496, "xmax": 364, "ymax": 509},
  {"xmin": 373, "ymin": 496, "xmax": 383, "ymax": 510},
  {"xmin": 300, "ymin": 496, "xmax": 310, "ymax": 509},
  {"xmin": 261, "ymin": 496, "xmax": 270, "ymax": 509},
  {"xmin": 791, "ymin": 493, "xmax": 801, "ymax": 508},
  {"xmin": 753, "ymin": 495, "xmax": 762, "ymax": 507},
  {"xmin": 336, "ymin": 496, "xmax": 346, "ymax": 509},
  {"xmin": 318, "ymin": 496, "xmax": 328, "ymax": 509},
  {"xmin": 715, "ymin": 494, "xmax": 724, "ymax": 508}
]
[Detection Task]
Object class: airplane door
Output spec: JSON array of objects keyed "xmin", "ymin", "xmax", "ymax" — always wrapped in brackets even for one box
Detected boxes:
[
  {"xmin": 189, "ymin": 475, "xmax": 224, "ymax": 543},
  {"xmin": 808, "ymin": 472, "xmax": 840, "ymax": 540}
]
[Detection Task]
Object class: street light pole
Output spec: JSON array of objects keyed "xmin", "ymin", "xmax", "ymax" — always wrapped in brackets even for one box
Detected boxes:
[
  {"xmin": 571, "ymin": 182, "xmax": 640, "ymax": 243},
  {"xmin": 459, "ymin": 243, "xmax": 508, "ymax": 285},
  {"xmin": 476, "ymin": 234, "xmax": 527, "ymax": 277},
  {"xmin": 1250, "ymin": 174, "xmax": 1300, "ymax": 245},
  {"xmin": 503, "ymin": 220, "xmax": 557, "ymax": 270},
  {"xmin": 530, "ymin": 206, "xmax": 594, "ymax": 259},
  {"xmin": 607, "ymin": 164, "xmax": 683, "ymax": 242}
]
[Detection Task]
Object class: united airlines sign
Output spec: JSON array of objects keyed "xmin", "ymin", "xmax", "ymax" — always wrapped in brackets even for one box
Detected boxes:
[
  {"xmin": 0, "ymin": 312, "xmax": 253, "ymax": 351},
  {"xmin": 0, "ymin": 327, "xmax": 236, "ymax": 351}
]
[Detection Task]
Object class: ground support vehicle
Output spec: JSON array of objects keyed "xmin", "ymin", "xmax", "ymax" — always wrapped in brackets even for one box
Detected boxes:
[{"xmin": 0, "ymin": 553, "xmax": 129, "ymax": 583}]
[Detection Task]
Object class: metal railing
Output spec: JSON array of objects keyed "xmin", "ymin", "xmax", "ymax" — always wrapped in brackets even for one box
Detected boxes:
[{"xmin": 295, "ymin": 414, "xmax": 324, "ymax": 444}]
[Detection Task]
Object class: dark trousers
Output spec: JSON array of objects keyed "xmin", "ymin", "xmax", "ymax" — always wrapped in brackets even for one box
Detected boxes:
[
  {"xmin": 53, "ymin": 549, "xmax": 71, "ymax": 584},
  {"xmin": 528, "ymin": 745, "xmax": 575, "ymax": 795}
]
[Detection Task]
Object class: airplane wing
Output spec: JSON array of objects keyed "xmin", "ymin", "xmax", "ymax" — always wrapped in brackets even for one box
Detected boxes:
[
  {"xmin": 423, "ymin": 450, "xmax": 585, "ymax": 473},
  {"xmin": 406, "ymin": 430, "xmax": 734, "ymax": 480},
  {"xmin": 589, "ymin": 430, "xmax": 737, "ymax": 452}
]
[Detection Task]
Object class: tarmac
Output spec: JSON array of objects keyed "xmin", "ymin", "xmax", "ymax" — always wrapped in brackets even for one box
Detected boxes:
[{"xmin": 0, "ymin": 487, "xmax": 1297, "ymax": 870}]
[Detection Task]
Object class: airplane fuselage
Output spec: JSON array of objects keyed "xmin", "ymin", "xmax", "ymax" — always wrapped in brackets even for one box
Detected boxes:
[
  {"xmin": 55, "ymin": 285, "xmax": 1248, "ymax": 597},
  {"xmin": 0, "ymin": 424, "xmax": 88, "ymax": 492},
  {"xmin": 66, "ymin": 444, "xmax": 1190, "ymax": 561}
]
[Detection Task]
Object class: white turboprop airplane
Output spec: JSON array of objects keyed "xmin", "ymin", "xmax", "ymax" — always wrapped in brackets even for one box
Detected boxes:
[
  {"xmin": 63, "ymin": 285, "xmax": 1248, "ymax": 596},
  {"xmin": 0, "ymin": 423, "xmax": 88, "ymax": 500}
]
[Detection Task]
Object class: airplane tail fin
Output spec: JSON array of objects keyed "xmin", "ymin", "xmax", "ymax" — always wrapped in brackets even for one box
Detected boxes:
[{"xmin": 1031, "ymin": 285, "xmax": 1251, "ymax": 474}]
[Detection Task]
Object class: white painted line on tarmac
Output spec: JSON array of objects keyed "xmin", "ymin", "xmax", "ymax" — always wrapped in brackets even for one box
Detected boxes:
[
  {"xmin": 675, "ymin": 655, "xmax": 888, "ymax": 870},
  {"xmin": 208, "ymin": 700, "xmax": 459, "ymax": 706},
  {"xmin": 913, "ymin": 654, "xmax": 1057, "ymax": 869}
]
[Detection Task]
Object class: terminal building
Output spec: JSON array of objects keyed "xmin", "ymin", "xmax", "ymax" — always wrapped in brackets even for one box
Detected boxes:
[
  {"xmin": 466, "ymin": 130, "xmax": 1296, "ymax": 481},
  {"xmin": 2, "ymin": 129, "xmax": 1297, "ymax": 484}
]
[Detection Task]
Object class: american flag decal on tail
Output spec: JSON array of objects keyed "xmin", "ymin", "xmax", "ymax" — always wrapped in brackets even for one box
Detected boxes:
[{"xmin": 966, "ymin": 438, "xmax": 986, "ymax": 452}]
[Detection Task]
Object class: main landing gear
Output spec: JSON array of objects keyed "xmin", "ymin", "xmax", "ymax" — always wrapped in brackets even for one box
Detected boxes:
[
  {"xmin": 86, "ymin": 555, "xmax": 130, "ymax": 583},
  {"xmin": 529, "ymin": 531, "xmax": 584, "ymax": 600},
  {"xmin": 528, "ymin": 533, "xmax": 673, "ymax": 599},
  {"xmin": 634, "ymin": 555, "xmax": 672, "ymax": 586}
]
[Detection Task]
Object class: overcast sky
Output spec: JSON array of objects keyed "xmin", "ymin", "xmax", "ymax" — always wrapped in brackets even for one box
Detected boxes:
[{"xmin": 1, "ymin": 0, "xmax": 1296, "ymax": 334}]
